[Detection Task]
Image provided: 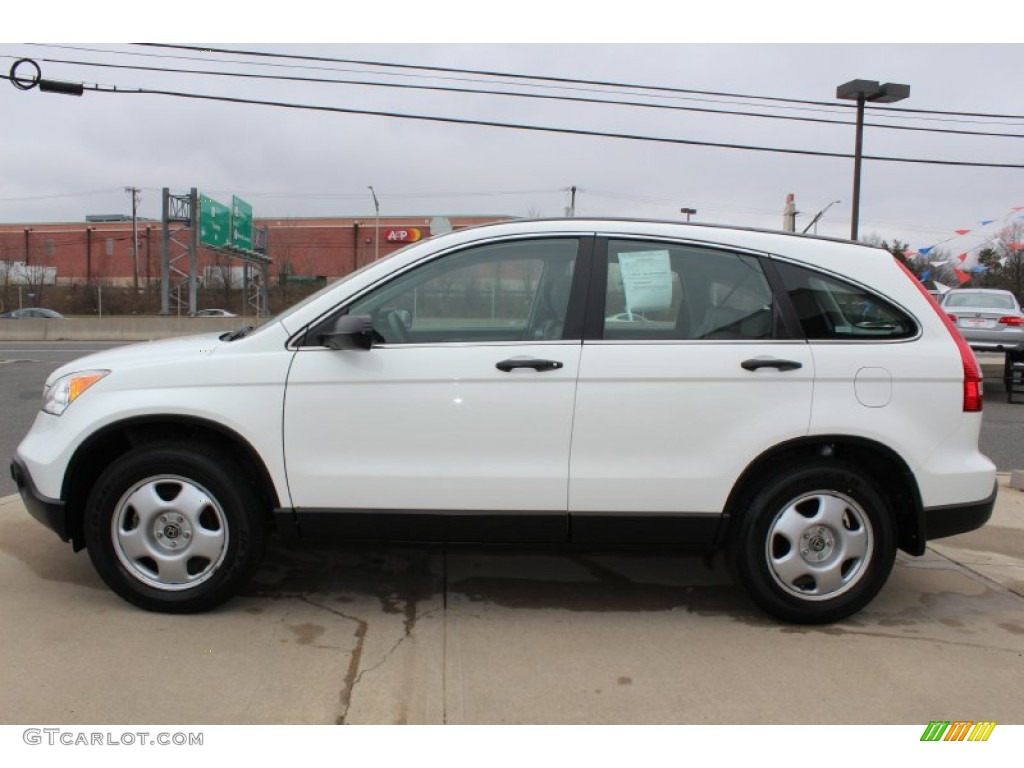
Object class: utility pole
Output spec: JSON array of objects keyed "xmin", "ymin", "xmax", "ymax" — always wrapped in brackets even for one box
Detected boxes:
[
  {"xmin": 368, "ymin": 186, "xmax": 380, "ymax": 261},
  {"xmin": 86, "ymin": 226, "xmax": 94, "ymax": 283},
  {"xmin": 782, "ymin": 193, "xmax": 796, "ymax": 233},
  {"xmin": 568, "ymin": 186, "xmax": 577, "ymax": 217},
  {"xmin": 126, "ymin": 186, "xmax": 140, "ymax": 290}
]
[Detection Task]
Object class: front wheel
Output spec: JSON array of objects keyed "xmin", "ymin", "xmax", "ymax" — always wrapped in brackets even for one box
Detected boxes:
[
  {"xmin": 728, "ymin": 461, "xmax": 896, "ymax": 624},
  {"xmin": 84, "ymin": 443, "xmax": 266, "ymax": 613}
]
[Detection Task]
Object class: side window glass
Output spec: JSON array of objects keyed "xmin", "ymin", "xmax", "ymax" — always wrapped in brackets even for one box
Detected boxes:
[
  {"xmin": 775, "ymin": 261, "xmax": 917, "ymax": 340},
  {"xmin": 345, "ymin": 238, "xmax": 579, "ymax": 343},
  {"xmin": 604, "ymin": 240, "xmax": 776, "ymax": 340}
]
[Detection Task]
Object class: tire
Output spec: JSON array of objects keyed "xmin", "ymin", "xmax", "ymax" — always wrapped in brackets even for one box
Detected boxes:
[
  {"xmin": 727, "ymin": 460, "xmax": 896, "ymax": 624},
  {"xmin": 84, "ymin": 443, "xmax": 266, "ymax": 613}
]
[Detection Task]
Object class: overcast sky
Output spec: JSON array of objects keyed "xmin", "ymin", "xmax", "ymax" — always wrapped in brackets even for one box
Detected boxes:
[{"xmin": 2, "ymin": 6, "xmax": 1022, "ymax": 257}]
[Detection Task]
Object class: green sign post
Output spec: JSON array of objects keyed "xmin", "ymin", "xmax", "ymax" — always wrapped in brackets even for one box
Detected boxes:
[
  {"xmin": 232, "ymin": 196, "xmax": 253, "ymax": 251},
  {"xmin": 199, "ymin": 195, "xmax": 231, "ymax": 248}
]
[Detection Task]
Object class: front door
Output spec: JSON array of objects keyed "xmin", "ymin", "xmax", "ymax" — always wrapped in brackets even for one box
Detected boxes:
[{"xmin": 283, "ymin": 236, "xmax": 587, "ymax": 540}]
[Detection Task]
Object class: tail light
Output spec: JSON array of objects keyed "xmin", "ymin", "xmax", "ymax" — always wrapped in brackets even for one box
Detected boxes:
[
  {"xmin": 894, "ymin": 260, "xmax": 982, "ymax": 412},
  {"xmin": 999, "ymin": 316, "xmax": 1023, "ymax": 326},
  {"xmin": 947, "ymin": 313, "xmax": 958, "ymax": 322}
]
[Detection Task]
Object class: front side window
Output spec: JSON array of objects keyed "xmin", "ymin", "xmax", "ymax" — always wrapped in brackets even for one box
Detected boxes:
[
  {"xmin": 344, "ymin": 238, "xmax": 579, "ymax": 343},
  {"xmin": 775, "ymin": 261, "xmax": 916, "ymax": 340},
  {"xmin": 603, "ymin": 240, "xmax": 777, "ymax": 340}
]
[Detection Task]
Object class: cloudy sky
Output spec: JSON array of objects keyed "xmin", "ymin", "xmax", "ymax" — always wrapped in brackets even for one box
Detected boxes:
[{"xmin": 2, "ymin": 6, "xmax": 1021, "ymax": 257}]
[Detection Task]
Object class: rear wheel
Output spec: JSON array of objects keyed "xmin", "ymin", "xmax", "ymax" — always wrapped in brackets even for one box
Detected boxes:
[
  {"xmin": 84, "ymin": 443, "xmax": 266, "ymax": 613},
  {"xmin": 728, "ymin": 461, "xmax": 896, "ymax": 624}
]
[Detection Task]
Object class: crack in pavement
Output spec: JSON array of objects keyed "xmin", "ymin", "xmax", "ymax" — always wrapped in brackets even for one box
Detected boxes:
[
  {"xmin": 295, "ymin": 595, "xmax": 369, "ymax": 725},
  {"xmin": 926, "ymin": 544, "xmax": 1024, "ymax": 600},
  {"xmin": 347, "ymin": 605, "xmax": 444, "ymax": 700}
]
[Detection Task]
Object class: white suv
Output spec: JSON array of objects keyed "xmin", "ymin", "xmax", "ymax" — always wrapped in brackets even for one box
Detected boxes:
[{"xmin": 10, "ymin": 220, "xmax": 997, "ymax": 623}]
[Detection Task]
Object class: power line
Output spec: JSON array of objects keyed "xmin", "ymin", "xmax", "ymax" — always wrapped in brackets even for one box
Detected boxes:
[
  {"xmin": 21, "ymin": 45, "xmax": 1024, "ymax": 129},
  {"xmin": 0, "ymin": 187, "xmax": 126, "ymax": 203},
  {"xmin": 134, "ymin": 43, "xmax": 851, "ymax": 109},
  {"xmin": 133, "ymin": 43, "xmax": 1024, "ymax": 123},
  {"xmin": 24, "ymin": 55, "xmax": 1024, "ymax": 140},
  {"xmin": 78, "ymin": 84, "xmax": 1024, "ymax": 170},
  {"xmin": 6, "ymin": 65, "xmax": 1023, "ymax": 168}
]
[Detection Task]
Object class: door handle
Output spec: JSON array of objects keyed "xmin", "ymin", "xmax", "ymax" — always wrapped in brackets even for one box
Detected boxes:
[
  {"xmin": 741, "ymin": 358, "xmax": 803, "ymax": 372},
  {"xmin": 496, "ymin": 358, "xmax": 564, "ymax": 372}
]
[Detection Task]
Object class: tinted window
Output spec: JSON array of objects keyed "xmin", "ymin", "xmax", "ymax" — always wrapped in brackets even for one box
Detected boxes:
[
  {"xmin": 775, "ymin": 261, "xmax": 916, "ymax": 340},
  {"xmin": 603, "ymin": 240, "xmax": 778, "ymax": 340},
  {"xmin": 345, "ymin": 238, "xmax": 579, "ymax": 343}
]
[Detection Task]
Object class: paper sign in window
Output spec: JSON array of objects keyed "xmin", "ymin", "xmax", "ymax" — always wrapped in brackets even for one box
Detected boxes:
[{"xmin": 618, "ymin": 250, "xmax": 673, "ymax": 313}]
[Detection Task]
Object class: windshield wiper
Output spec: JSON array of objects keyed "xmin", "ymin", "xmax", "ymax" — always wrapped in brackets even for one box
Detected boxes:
[{"xmin": 220, "ymin": 324, "xmax": 255, "ymax": 342}]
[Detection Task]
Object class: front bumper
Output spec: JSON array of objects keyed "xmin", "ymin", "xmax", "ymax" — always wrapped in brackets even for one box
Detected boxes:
[{"xmin": 9, "ymin": 456, "xmax": 71, "ymax": 542}]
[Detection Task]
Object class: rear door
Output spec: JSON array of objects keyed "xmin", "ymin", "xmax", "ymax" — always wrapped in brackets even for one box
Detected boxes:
[{"xmin": 568, "ymin": 237, "xmax": 815, "ymax": 543}]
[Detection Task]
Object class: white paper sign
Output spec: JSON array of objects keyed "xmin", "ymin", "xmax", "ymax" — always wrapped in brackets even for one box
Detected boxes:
[{"xmin": 618, "ymin": 250, "xmax": 673, "ymax": 313}]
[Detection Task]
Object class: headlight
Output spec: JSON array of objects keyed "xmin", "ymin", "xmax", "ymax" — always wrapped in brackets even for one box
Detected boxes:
[{"xmin": 43, "ymin": 370, "xmax": 110, "ymax": 416}]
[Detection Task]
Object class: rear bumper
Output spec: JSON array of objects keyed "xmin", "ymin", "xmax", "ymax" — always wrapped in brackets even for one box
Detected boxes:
[
  {"xmin": 922, "ymin": 481, "xmax": 996, "ymax": 543},
  {"xmin": 961, "ymin": 332, "xmax": 1024, "ymax": 353},
  {"xmin": 9, "ymin": 456, "xmax": 71, "ymax": 542}
]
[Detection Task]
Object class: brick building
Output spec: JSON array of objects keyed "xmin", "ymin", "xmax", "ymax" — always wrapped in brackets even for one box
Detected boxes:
[{"xmin": 0, "ymin": 214, "xmax": 511, "ymax": 288}]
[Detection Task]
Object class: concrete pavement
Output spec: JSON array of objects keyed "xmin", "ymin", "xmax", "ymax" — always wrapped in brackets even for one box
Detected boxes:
[{"xmin": 0, "ymin": 478, "xmax": 1021, "ymax": 725}]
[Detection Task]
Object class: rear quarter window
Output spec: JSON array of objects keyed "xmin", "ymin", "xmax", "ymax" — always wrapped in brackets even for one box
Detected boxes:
[{"xmin": 774, "ymin": 260, "xmax": 917, "ymax": 340}]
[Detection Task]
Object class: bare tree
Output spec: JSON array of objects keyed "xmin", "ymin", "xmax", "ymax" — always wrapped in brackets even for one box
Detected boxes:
[{"xmin": 975, "ymin": 221, "xmax": 1024, "ymax": 303}]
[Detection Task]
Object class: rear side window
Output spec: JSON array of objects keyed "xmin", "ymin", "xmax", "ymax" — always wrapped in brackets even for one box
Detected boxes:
[
  {"xmin": 603, "ymin": 240, "xmax": 779, "ymax": 340},
  {"xmin": 775, "ymin": 261, "xmax": 916, "ymax": 340}
]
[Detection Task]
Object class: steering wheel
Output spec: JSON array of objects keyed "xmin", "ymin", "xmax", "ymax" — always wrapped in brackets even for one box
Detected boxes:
[{"xmin": 379, "ymin": 308, "xmax": 410, "ymax": 343}]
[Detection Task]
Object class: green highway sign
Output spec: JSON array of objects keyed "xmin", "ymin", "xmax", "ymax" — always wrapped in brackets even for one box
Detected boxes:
[
  {"xmin": 199, "ymin": 195, "xmax": 231, "ymax": 248},
  {"xmin": 232, "ymin": 195, "xmax": 253, "ymax": 250}
]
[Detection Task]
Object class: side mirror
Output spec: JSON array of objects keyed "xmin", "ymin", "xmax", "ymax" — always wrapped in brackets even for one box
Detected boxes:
[{"xmin": 318, "ymin": 314, "xmax": 377, "ymax": 350}]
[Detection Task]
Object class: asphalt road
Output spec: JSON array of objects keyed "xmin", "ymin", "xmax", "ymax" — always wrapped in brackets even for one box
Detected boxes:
[{"xmin": 2, "ymin": 342, "xmax": 1022, "ymax": 499}]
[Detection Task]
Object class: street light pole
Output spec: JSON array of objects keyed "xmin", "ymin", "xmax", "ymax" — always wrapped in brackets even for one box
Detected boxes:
[
  {"xmin": 836, "ymin": 79, "xmax": 910, "ymax": 241},
  {"xmin": 802, "ymin": 199, "xmax": 842, "ymax": 235},
  {"xmin": 368, "ymin": 185, "xmax": 380, "ymax": 261},
  {"xmin": 680, "ymin": 207, "xmax": 697, "ymax": 222}
]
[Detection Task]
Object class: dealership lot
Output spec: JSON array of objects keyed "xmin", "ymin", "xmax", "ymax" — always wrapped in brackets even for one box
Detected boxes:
[{"xmin": 0, "ymin": 481, "xmax": 1021, "ymax": 725}]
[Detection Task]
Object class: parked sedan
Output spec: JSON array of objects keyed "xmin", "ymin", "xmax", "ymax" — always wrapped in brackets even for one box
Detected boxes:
[
  {"xmin": 940, "ymin": 289, "xmax": 1024, "ymax": 352},
  {"xmin": 0, "ymin": 308, "xmax": 64, "ymax": 319},
  {"xmin": 193, "ymin": 309, "xmax": 237, "ymax": 317}
]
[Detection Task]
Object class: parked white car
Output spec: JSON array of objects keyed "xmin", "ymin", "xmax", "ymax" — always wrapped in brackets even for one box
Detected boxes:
[{"xmin": 10, "ymin": 219, "xmax": 996, "ymax": 623}]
